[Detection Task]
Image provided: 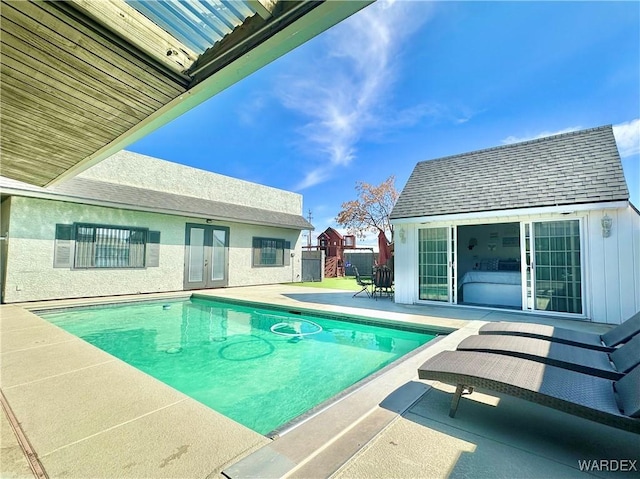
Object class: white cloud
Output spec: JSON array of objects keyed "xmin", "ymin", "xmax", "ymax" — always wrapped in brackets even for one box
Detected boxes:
[
  {"xmin": 613, "ymin": 119, "xmax": 640, "ymax": 157},
  {"xmin": 501, "ymin": 120, "xmax": 640, "ymax": 158},
  {"xmin": 501, "ymin": 126, "xmax": 582, "ymax": 145},
  {"xmin": 237, "ymin": 94, "xmax": 266, "ymax": 126},
  {"xmin": 278, "ymin": 0, "xmax": 434, "ymax": 190},
  {"xmin": 294, "ymin": 167, "xmax": 332, "ymax": 191}
]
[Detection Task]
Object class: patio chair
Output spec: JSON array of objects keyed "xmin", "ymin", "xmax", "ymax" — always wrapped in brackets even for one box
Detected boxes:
[
  {"xmin": 353, "ymin": 267, "xmax": 372, "ymax": 298},
  {"xmin": 372, "ymin": 266, "xmax": 393, "ymax": 300},
  {"xmin": 417, "ymin": 350, "xmax": 640, "ymax": 433},
  {"xmin": 478, "ymin": 311, "xmax": 640, "ymax": 352},
  {"xmin": 456, "ymin": 331, "xmax": 640, "ymax": 380}
]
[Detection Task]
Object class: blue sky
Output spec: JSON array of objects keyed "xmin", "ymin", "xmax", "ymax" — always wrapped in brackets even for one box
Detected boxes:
[{"xmin": 130, "ymin": 1, "xmax": 640, "ymax": 247}]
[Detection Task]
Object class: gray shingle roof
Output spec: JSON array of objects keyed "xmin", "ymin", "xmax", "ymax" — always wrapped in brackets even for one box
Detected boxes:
[
  {"xmin": 0, "ymin": 176, "xmax": 313, "ymax": 230},
  {"xmin": 390, "ymin": 125, "xmax": 629, "ymax": 220}
]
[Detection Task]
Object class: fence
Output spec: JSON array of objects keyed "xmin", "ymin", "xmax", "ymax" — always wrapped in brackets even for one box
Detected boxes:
[
  {"xmin": 301, "ymin": 250, "xmax": 324, "ymax": 282},
  {"xmin": 344, "ymin": 251, "xmax": 375, "ymax": 277}
]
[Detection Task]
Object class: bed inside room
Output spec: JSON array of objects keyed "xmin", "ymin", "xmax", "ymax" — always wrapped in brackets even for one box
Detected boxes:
[{"xmin": 457, "ymin": 222, "xmax": 523, "ymax": 309}]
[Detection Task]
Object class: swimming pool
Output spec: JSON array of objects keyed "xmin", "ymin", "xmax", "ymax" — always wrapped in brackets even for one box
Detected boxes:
[{"xmin": 38, "ymin": 297, "xmax": 437, "ymax": 435}]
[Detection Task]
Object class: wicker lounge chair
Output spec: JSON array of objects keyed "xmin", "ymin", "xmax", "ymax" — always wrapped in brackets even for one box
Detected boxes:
[
  {"xmin": 417, "ymin": 351, "xmax": 640, "ymax": 433},
  {"xmin": 479, "ymin": 311, "xmax": 640, "ymax": 352},
  {"xmin": 457, "ymin": 332, "xmax": 640, "ymax": 380}
]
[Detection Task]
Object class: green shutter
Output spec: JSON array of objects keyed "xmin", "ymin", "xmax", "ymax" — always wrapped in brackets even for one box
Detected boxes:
[
  {"xmin": 252, "ymin": 237, "xmax": 261, "ymax": 266},
  {"xmin": 146, "ymin": 231, "xmax": 161, "ymax": 267},
  {"xmin": 284, "ymin": 240, "xmax": 291, "ymax": 266},
  {"xmin": 53, "ymin": 224, "xmax": 73, "ymax": 268}
]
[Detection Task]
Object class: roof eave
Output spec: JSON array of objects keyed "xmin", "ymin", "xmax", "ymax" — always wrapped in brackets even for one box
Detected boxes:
[
  {"xmin": 1, "ymin": 186, "xmax": 312, "ymax": 231},
  {"xmin": 390, "ymin": 201, "xmax": 631, "ymax": 224}
]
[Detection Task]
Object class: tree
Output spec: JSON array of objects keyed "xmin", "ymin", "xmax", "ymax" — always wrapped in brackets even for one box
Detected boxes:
[{"xmin": 335, "ymin": 175, "xmax": 399, "ymax": 242}]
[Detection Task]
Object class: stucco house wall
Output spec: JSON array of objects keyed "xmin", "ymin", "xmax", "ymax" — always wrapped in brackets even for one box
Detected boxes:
[
  {"xmin": 3, "ymin": 196, "xmax": 183, "ymax": 302},
  {"xmin": 0, "ymin": 197, "xmax": 11, "ymax": 300},
  {"xmin": 226, "ymin": 222, "xmax": 302, "ymax": 287},
  {"xmin": 2, "ymin": 195, "xmax": 303, "ymax": 303},
  {"xmin": 79, "ymin": 151, "xmax": 301, "ymax": 215},
  {"xmin": 0, "ymin": 150, "xmax": 311, "ymax": 303}
]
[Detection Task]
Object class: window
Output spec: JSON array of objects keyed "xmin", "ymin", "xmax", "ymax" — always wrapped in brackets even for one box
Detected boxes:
[
  {"xmin": 75, "ymin": 224, "xmax": 147, "ymax": 268},
  {"xmin": 252, "ymin": 237, "xmax": 290, "ymax": 267}
]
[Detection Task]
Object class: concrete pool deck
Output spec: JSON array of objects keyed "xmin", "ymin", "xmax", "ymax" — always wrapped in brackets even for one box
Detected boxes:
[{"xmin": 1, "ymin": 285, "xmax": 638, "ymax": 478}]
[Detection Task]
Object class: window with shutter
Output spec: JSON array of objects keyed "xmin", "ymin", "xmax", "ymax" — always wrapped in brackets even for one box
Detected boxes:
[
  {"xmin": 73, "ymin": 223, "xmax": 148, "ymax": 269},
  {"xmin": 252, "ymin": 237, "xmax": 289, "ymax": 267},
  {"xmin": 53, "ymin": 224, "xmax": 73, "ymax": 268},
  {"xmin": 146, "ymin": 231, "xmax": 161, "ymax": 267}
]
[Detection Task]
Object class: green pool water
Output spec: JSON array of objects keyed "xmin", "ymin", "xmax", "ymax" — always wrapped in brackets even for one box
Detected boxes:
[{"xmin": 39, "ymin": 297, "xmax": 436, "ymax": 435}]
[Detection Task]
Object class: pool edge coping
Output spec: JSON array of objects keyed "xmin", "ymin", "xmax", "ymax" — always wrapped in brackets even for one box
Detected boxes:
[{"xmin": 2, "ymin": 287, "xmax": 477, "ymax": 479}]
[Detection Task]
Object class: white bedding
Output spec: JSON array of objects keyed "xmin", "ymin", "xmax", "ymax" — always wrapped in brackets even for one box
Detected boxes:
[
  {"xmin": 459, "ymin": 271, "xmax": 522, "ymax": 308},
  {"xmin": 458, "ymin": 271, "xmax": 522, "ymax": 286}
]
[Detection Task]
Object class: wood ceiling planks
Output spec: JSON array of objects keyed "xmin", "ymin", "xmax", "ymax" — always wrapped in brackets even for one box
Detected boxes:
[
  {"xmin": 1, "ymin": 0, "xmax": 373, "ymax": 187},
  {"xmin": 0, "ymin": 0, "xmax": 188, "ymax": 186}
]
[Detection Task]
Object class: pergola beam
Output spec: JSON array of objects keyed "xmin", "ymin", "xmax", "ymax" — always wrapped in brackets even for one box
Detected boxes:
[
  {"xmin": 69, "ymin": 0, "xmax": 197, "ymax": 74},
  {"xmin": 247, "ymin": 0, "xmax": 278, "ymax": 20}
]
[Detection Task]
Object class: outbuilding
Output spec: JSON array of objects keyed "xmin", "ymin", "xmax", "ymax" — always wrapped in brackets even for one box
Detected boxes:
[{"xmin": 390, "ymin": 125, "xmax": 639, "ymax": 324}]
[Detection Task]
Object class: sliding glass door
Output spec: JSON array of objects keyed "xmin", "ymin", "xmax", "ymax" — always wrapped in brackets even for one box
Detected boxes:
[
  {"xmin": 418, "ymin": 227, "xmax": 456, "ymax": 302},
  {"xmin": 417, "ymin": 220, "xmax": 583, "ymax": 315},
  {"xmin": 523, "ymin": 220, "xmax": 583, "ymax": 314}
]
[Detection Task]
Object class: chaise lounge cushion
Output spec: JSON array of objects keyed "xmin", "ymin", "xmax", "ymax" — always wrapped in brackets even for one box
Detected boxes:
[
  {"xmin": 479, "ymin": 311, "xmax": 640, "ymax": 352},
  {"xmin": 615, "ymin": 365, "xmax": 640, "ymax": 418},
  {"xmin": 457, "ymin": 332, "xmax": 640, "ymax": 380},
  {"xmin": 417, "ymin": 350, "xmax": 640, "ymax": 433}
]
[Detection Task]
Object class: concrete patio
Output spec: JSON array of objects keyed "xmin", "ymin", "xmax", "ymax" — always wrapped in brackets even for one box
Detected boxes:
[{"xmin": 1, "ymin": 285, "xmax": 638, "ymax": 478}]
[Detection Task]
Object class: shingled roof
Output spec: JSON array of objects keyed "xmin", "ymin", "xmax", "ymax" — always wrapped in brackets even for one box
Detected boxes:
[
  {"xmin": 0, "ymin": 176, "xmax": 313, "ymax": 231},
  {"xmin": 390, "ymin": 125, "xmax": 629, "ymax": 220}
]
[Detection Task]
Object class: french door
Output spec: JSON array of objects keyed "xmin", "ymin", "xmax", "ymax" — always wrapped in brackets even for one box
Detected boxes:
[
  {"xmin": 184, "ymin": 224, "xmax": 229, "ymax": 290},
  {"xmin": 418, "ymin": 227, "xmax": 456, "ymax": 302},
  {"xmin": 522, "ymin": 219, "xmax": 583, "ymax": 314}
]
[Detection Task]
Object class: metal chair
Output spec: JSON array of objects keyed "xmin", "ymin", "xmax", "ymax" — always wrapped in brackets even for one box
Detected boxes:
[{"xmin": 353, "ymin": 267, "xmax": 372, "ymax": 298}]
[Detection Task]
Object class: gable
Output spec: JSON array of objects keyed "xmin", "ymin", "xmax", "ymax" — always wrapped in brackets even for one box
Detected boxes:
[
  {"xmin": 320, "ymin": 227, "xmax": 344, "ymax": 240},
  {"xmin": 391, "ymin": 125, "xmax": 629, "ymax": 220}
]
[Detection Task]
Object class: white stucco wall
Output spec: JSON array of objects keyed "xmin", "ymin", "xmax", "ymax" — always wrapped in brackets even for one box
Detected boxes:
[
  {"xmin": 392, "ymin": 204, "xmax": 640, "ymax": 325},
  {"xmin": 79, "ymin": 151, "xmax": 302, "ymax": 215},
  {"xmin": 2, "ymin": 196, "xmax": 303, "ymax": 303},
  {"xmin": 3, "ymin": 197, "xmax": 185, "ymax": 302},
  {"xmin": 225, "ymin": 222, "xmax": 302, "ymax": 287},
  {"xmin": 1, "ymin": 197, "xmax": 11, "ymax": 302}
]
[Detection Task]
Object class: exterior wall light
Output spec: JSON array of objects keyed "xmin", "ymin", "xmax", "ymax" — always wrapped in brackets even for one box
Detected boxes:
[
  {"xmin": 399, "ymin": 227, "xmax": 406, "ymax": 244},
  {"xmin": 601, "ymin": 214, "xmax": 613, "ymax": 238}
]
